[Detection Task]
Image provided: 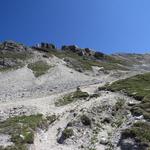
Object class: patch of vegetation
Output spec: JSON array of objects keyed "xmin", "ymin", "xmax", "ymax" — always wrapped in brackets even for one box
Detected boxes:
[
  {"xmin": 0, "ymin": 66, "xmax": 18, "ymax": 72},
  {"xmin": 111, "ymin": 99, "xmax": 126, "ymax": 127},
  {"xmin": 121, "ymin": 121, "xmax": 150, "ymax": 148},
  {"xmin": 0, "ymin": 145, "xmax": 27, "ymax": 150},
  {"xmin": 131, "ymin": 96, "xmax": 150, "ymax": 120},
  {"xmin": 27, "ymin": 61, "xmax": 51, "ymax": 77},
  {"xmin": 0, "ymin": 51, "xmax": 31, "ymax": 60},
  {"xmin": 103, "ymin": 73, "xmax": 150, "ymax": 100},
  {"xmin": 81, "ymin": 115, "xmax": 91, "ymax": 126},
  {"xmin": 91, "ymin": 134, "xmax": 98, "ymax": 145},
  {"xmin": 115, "ymin": 98, "xmax": 125, "ymax": 111},
  {"xmin": 72, "ymin": 89, "xmax": 89, "ymax": 99},
  {"xmin": 100, "ymin": 73, "xmax": 150, "ymax": 148},
  {"xmin": 0, "ymin": 52, "xmax": 32, "ymax": 72},
  {"xmin": 61, "ymin": 128, "xmax": 74, "ymax": 139},
  {"xmin": 101, "ymin": 73, "xmax": 150, "ymax": 121},
  {"xmin": 112, "ymin": 115, "xmax": 125, "ymax": 128},
  {"xmin": 57, "ymin": 128, "xmax": 74, "ymax": 144},
  {"xmin": 55, "ymin": 89, "xmax": 89, "ymax": 106},
  {"xmin": 89, "ymin": 93, "xmax": 100, "ymax": 99},
  {"xmin": 90, "ymin": 127, "xmax": 101, "ymax": 147},
  {"xmin": 47, "ymin": 50, "xmax": 128, "ymax": 71},
  {"xmin": 46, "ymin": 115, "xmax": 57, "ymax": 124},
  {"xmin": 0, "ymin": 114, "xmax": 56, "ymax": 150}
]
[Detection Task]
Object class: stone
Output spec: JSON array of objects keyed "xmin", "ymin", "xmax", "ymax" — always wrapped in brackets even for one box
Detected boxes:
[
  {"xmin": 102, "ymin": 116, "xmax": 112, "ymax": 124},
  {"xmin": 100, "ymin": 137, "xmax": 108, "ymax": 145},
  {"xmin": 40, "ymin": 43, "xmax": 56, "ymax": 49},
  {"xmin": 94, "ymin": 51, "xmax": 105, "ymax": 59},
  {"xmin": 62, "ymin": 45, "xmax": 78, "ymax": 52},
  {"xmin": 127, "ymin": 101, "xmax": 136, "ymax": 106}
]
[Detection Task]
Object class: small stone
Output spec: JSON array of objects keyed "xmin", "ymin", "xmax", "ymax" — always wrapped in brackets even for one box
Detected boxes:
[{"xmin": 100, "ymin": 137, "xmax": 108, "ymax": 145}]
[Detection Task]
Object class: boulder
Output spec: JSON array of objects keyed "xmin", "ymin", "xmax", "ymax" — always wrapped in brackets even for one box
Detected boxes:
[
  {"xmin": 62, "ymin": 45, "xmax": 96, "ymax": 57},
  {"xmin": 40, "ymin": 43, "xmax": 56, "ymax": 49},
  {"xmin": 100, "ymin": 137, "xmax": 108, "ymax": 145},
  {"xmin": 62, "ymin": 45, "xmax": 78, "ymax": 52},
  {"xmin": 94, "ymin": 51, "xmax": 105, "ymax": 59},
  {"xmin": 85, "ymin": 48, "xmax": 94, "ymax": 56}
]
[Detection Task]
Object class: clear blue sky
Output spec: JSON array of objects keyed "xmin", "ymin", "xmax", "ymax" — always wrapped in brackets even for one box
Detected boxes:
[{"xmin": 0, "ymin": 0, "xmax": 150, "ymax": 54}]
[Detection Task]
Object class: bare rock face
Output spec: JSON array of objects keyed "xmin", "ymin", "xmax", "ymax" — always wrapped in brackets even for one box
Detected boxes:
[{"xmin": 61, "ymin": 45, "xmax": 95, "ymax": 57}]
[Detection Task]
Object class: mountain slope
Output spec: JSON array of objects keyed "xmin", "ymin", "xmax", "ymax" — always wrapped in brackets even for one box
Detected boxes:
[{"xmin": 0, "ymin": 41, "xmax": 150, "ymax": 150}]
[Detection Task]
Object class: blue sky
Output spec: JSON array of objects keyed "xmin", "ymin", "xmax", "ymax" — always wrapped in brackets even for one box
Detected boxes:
[{"xmin": 0, "ymin": 0, "xmax": 150, "ymax": 54}]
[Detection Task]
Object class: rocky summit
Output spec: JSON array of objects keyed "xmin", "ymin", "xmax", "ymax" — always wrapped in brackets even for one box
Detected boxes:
[{"xmin": 0, "ymin": 41, "xmax": 150, "ymax": 150}]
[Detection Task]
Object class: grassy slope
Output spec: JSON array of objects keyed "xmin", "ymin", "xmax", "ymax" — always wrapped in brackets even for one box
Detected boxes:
[
  {"xmin": 0, "ymin": 114, "xmax": 57, "ymax": 150},
  {"xmin": 46, "ymin": 49, "xmax": 128, "ymax": 71},
  {"xmin": 0, "ymin": 51, "xmax": 32, "ymax": 72},
  {"xmin": 105, "ymin": 73, "xmax": 150, "ymax": 100},
  {"xmin": 27, "ymin": 61, "xmax": 52, "ymax": 77},
  {"xmin": 101, "ymin": 72, "xmax": 150, "ymax": 148},
  {"xmin": 55, "ymin": 89, "xmax": 89, "ymax": 106}
]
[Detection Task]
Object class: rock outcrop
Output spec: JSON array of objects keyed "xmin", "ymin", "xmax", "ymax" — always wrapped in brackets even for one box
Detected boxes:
[
  {"xmin": 0, "ymin": 40, "xmax": 31, "ymax": 52},
  {"xmin": 61, "ymin": 45, "xmax": 95, "ymax": 56},
  {"xmin": 0, "ymin": 41, "xmax": 32, "ymax": 69},
  {"xmin": 35, "ymin": 42, "xmax": 56, "ymax": 50}
]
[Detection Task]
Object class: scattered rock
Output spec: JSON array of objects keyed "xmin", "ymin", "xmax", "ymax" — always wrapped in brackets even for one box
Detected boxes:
[
  {"xmin": 100, "ymin": 137, "xmax": 108, "ymax": 145},
  {"xmin": 81, "ymin": 115, "xmax": 91, "ymax": 126},
  {"xmin": 57, "ymin": 128, "xmax": 74, "ymax": 144}
]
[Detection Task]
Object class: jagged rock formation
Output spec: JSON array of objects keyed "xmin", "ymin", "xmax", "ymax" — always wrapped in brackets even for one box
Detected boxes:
[
  {"xmin": 0, "ymin": 40, "xmax": 31, "ymax": 52},
  {"xmin": 61, "ymin": 45, "xmax": 95, "ymax": 56}
]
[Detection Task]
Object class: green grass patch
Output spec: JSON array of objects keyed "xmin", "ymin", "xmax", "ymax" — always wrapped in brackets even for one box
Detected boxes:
[
  {"xmin": 0, "ymin": 52, "xmax": 32, "ymax": 72},
  {"xmin": 61, "ymin": 128, "xmax": 74, "ymax": 139},
  {"xmin": 57, "ymin": 128, "xmax": 74, "ymax": 144},
  {"xmin": 55, "ymin": 89, "xmax": 89, "ymax": 106},
  {"xmin": 0, "ymin": 114, "xmax": 56, "ymax": 150},
  {"xmin": 27, "ymin": 61, "xmax": 51, "ymax": 77},
  {"xmin": 111, "ymin": 99, "xmax": 126, "ymax": 127},
  {"xmin": 99, "ymin": 73, "xmax": 150, "ymax": 148},
  {"xmin": 115, "ymin": 98, "xmax": 125, "ymax": 111},
  {"xmin": 0, "ymin": 66, "xmax": 18, "ymax": 72},
  {"xmin": 89, "ymin": 93, "xmax": 100, "ymax": 99},
  {"xmin": 103, "ymin": 73, "xmax": 150, "ymax": 100},
  {"xmin": 101, "ymin": 73, "xmax": 150, "ymax": 121},
  {"xmin": 122, "ymin": 121, "xmax": 150, "ymax": 148},
  {"xmin": 0, "ymin": 51, "xmax": 31, "ymax": 60},
  {"xmin": 47, "ymin": 50, "xmax": 128, "ymax": 71}
]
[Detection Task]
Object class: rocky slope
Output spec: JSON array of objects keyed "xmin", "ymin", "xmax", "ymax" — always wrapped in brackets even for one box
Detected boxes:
[{"xmin": 0, "ymin": 41, "xmax": 149, "ymax": 150}]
